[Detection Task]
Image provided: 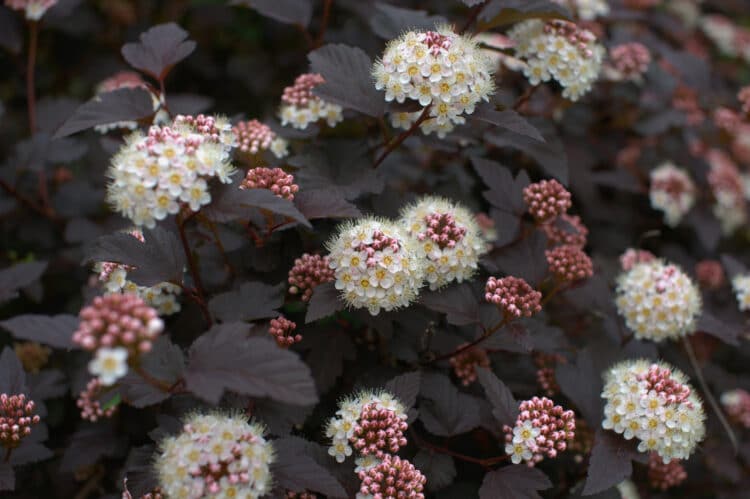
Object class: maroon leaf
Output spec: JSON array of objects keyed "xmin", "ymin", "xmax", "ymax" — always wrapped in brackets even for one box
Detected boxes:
[
  {"xmin": 308, "ymin": 44, "xmax": 385, "ymax": 118},
  {"xmin": 413, "ymin": 450, "xmax": 455, "ymax": 492},
  {"xmin": 60, "ymin": 422, "xmax": 126, "ymax": 472},
  {"xmin": 294, "ymin": 190, "xmax": 362, "ymax": 220},
  {"xmin": 370, "ymin": 3, "xmax": 447, "ymax": 40},
  {"xmin": 231, "ymin": 0, "xmax": 313, "ymax": 27},
  {"xmin": 252, "ymin": 399, "xmax": 314, "ymax": 435},
  {"xmin": 184, "ymin": 323, "xmax": 318, "ymax": 405},
  {"xmin": 204, "ymin": 183, "xmax": 311, "ymax": 228},
  {"xmin": 0, "ymin": 260, "xmax": 47, "ymax": 304},
  {"xmin": 305, "ymin": 327, "xmax": 355, "ymax": 394},
  {"xmin": 208, "ymin": 281, "xmax": 284, "ymax": 322},
  {"xmin": 272, "ymin": 437, "xmax": 348, "ymax": 497},
  {"xmin": 0, "ymin": 314, "xmax": 78, "ymax": 350},
  {"xmin": 121, "ymin": 23, "xmax": 196, "ymax": 81},
  {"xmin": 0, "ymin": 462, "xmax": 14, "ymax": 492},
  {"xmin": 479, "ymin": 465, "xmax": 552, "ymax": 499},
  {"xmin": 305, "ymin": 282, "xmax": 344, "ymax": 323},
  {"xmin": 483, "ymin": 231, "xmax": 548, "ymax": 286},
  {"xmin": 471, "ymin": 106, "xmax": 544, "ymax": 142},
  {"xmin": 582, "ymin": 430, "xmax": 639, "ymax": 495},
  {"xmin": 53, "ymin": 88, "xmax": 154, "ymax": 138},
  {"xmin": 480, "ymin": 0, "xmax": 570, "ymax": 27},
  {"xmin": 475, "ymin": 367, "xmax": 518, "ymax": 427},
  {"xmin": 420, "ymin": 283, "xmax": 481, "ymax": 326},
  {"xmin": 721, "ymin": 254, "xmax": 746, "ymax": 279},
  {"xmin": 556, "ymin": 349, "xmax": 603, "ymax": 427},
  {"xmin": 385, "ymin": 371, "xmax": 421, "ymax": 409},
  {"xmin": 0, "ymin": 348, "xmax": 27, "ymax": 395},
  {"xmin": 471, "ymin": 157, "xmax": 528, "ymax": 215},
  {"xmin": 696, "ymin": 313, "xmax": 740, "ymax": 346},
  {"xmin": 419, "ymin": 373, "xmax": 480, "ymax": 436},
  {"xmin": 119, "ymin": 337, "xmax": 185, "ymax": 408}
]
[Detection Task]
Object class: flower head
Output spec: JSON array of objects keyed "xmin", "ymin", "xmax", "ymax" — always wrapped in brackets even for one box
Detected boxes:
[
  {"xmin": 607, "ymin": 43, "xmax": 651, "ymax": 81},
  {"xmin": 0, "ymin": 393, "xmax": 40, "ymax": 449},
  {"xmin": 649, "ymin": 162, "xmax": 696, "ymax": 227},
  {"xmin": 534, "ymin": 353, "xmax": 564, "ymax": 396},
  {"xmin": 269, "ymin": 316, "xmax": 301, "ymax": 348},
  {"xmin": 89, "ymin": 347, "xmax": 129, "ymax": 386},
  {"xmin": 240, "ymin": 167, "xmax": 299, "ymax": 201},
  {"xmin": 356, "ymin": 455, "xmax": 426, "ymax": 499},
  {"xmin": 449, "ymin": 344, "xmax": 491, "ymax": 386},
  {"xmin": 4, "ymin": 0, "xmax": 57, "ymax": 20},
  {"xmin": 373, "ymin": 26, "xmax": 495, "ymax": 137},
  {"xmin": 739, "ymin": 85, "xmax": 750, "ymax": 115},
  {"xmin": 546, "ymin": 244, "xmax": 593, "ymax": 283},
  {"xmin": 706, "ymin": 149, "xmax": 747, "ymax": 235},
  {"xmin": 601, "ymin": 359, "xmax": 705, "ymax": 462},
  {"xmin": 508, "ymin": 19, "xmax": 604, "ymax": 101},
  {"xmin": 503, "ymin": 396, "xmax": 576, "ymax": 465},
  {"xmin": 524, "ymin": 179, "xmax": 572, "ymax": 223},
  {"xmin": 555, "ymin": 0, "xmax": 610, "ymax": 21},
  {"xmin": 619, "ymin": 248, "xmax": 655, "ymax": 272},
  {"xmin": 648, "ymin": 453, "xmax": 687, "ymax": 490},
  {"xmin": 279, "ymin": 73, "xmax": 343, "ymax": 130},
  {"xmin": 615, "ymin": 259, "xmax": 701, "ymax": 342},
  {"xmin": 542, "ymin": 214, "xmax": 588, "ymax": 247},
  {"xmin": 105, "ymin": 115, "xmax": 235, "ymax": 228},
  {"xmin": 326, "ymin": 217, "xmax": 425, "ymax": 315},
  {"xmin": 721, "ymin": 389, "xmax": 750, "ymax": 428},
  {"xmin": 731, "ymin": 274, "xmax": 750, "ymax": 311},
  {"xmin": 326, "ymin": 390, "xmax": 408, "ymax": 467},
  {"xmin": 399, "ymin": 197, "xmax": 486, "ymax": 290},
  {"xmin": 288, "ymin": 253, "xmax": 335, "ymax": 302},
  {"xmin": 155, "ymin": 413, "xmax": 274, "ymax": 499},
  {"xmin": 77, "ymin": 378, "xmax": 118, "ymax": 422},
  {"xmin": 233, "ymin": 120, "xmax": 289, "ymax": 159},
  {"xmin": 485, "ymin": 276, "xmax": 542, "ymax": 318}
]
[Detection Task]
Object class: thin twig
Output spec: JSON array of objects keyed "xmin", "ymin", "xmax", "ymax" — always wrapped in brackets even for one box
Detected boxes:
[
  {"xmin": 459, "ymin": 2, "xmax": 488, "ymax": 36},
  {"xmin": 132, "ymin": 365, "xmax": 172, "ymax": 392},
  {"xmin": 315, "ymin": 0, "xmax": 333, "ymax": 48},
  {"xmin": 430, "ymin": 317, "xmax": 509, "ymax": 363},
  {"xmin": 410, "ymin": 428, "xmax": 509, "ymax": 467},
  {"xmin": 682, "ymin": 336, "xmax": 738, "ymax": 454},
  {"xmin": 0, "ymin": 179, "xmax": 59, "ymax": 221},
  {"xmin": 177, "ymin": 212, "xmax": 212, "ymax": 326},
  {"xmin": 372, "ymin": 106, "xmax": 431, "ymax": 169},
  {"xmin": 513, "ymin": 85, "xmax": 540, "ymax": 111}
]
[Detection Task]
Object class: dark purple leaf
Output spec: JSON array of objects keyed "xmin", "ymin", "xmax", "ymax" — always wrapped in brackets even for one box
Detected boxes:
[
  {"xmin": 119, "ymin": 337, "xmax": 185, "ymax": 408},
  {"xmin": 696, "ymin": 313, "xmax": 740, "ymax": 346},
  {"xmin": 231, "ymin": 0, "xmax": 313, "ymax": 27},
  {"xmin": 481, "ymin": 320, "xmax": 533, "ymax": 354},
  {"xmin": 483, "ymin": 231, "xmax": 548, "ymax": 286},
  {"xmin": 686, "ymin": 206, "xmax": 721, "ymax": 251},
  {"xmin": 9, "ymin": 440, "xmax": 53, "ymax": 466},
  {"xmin": 471, "ymin": 106, "xmax": 544, "ymax": 142},
  {"xmin": 272, "ymin": 437, "xmax": 348, "ymax": 498},
  {"xmin": 479, "ymin": 465, "xmax": 552, "ymax": 499},
  {"xmin": 60, "ymin": 422, "xmax": 126, "ymax": 472},
  {"xmin": 634, "ymin": 109, "xmax": 685, "ymax": 135},
  {"xmin": 370, "ymin": 3, "xmax": 447, "ymax": 40},
  {"xmin": 184, "ymin": 323, "xmax": 318, "ymax": 405},
  {"xmin": 420, "ymin": 283, "xmax": 480, "ymax": 326},
  {"xmin": 475, "ymin": 367, "xmax": 518, "ymax": 427},
  {"xmin": 208, "ymin": 281, "xmax": 284, "ymax": 322},
  {"xmin": 385, "ymin": 371, "xmax": 421, "ymax": 409},
  {"xmin": 28, "ymin": 369, "xmax": 67, "ymax": 400},
  {"xmin": 83, "ymin": 227, "xmax": 186, "ymax": 287},
  {"xmin": 0, "ymin": 348, "xmax": 27, "ymax": 395},
  {"xmin": 471, "ymin": 157, "xmax": 528, "ymax": 215},
  {"xmin": 253, "ymin": 399, "xmax": 314, "ymax": 435},
  {"xmin": 556, "ymin": 349, "xmax": 603, "ymax": 428},
  {"xmin": 309, "ymin": 44, "xmax": 385, "ymax": 118},
  {"xmin": 306, "ymin": 328, "xmax": 356, "ymax": 394},
  {"xmin": 419, "ymin": 373, "xmax": 480, "ymax": 436},
  {"xmin": 0, "ymin": 260, "xmax": 47, "ymax": 303},
  {"xmin": 53, "ymin": 88, "xmax": 154, "ymax": 138},
  {"xmin": 204, "ymin": 183, "xmax": 311, "ymax": 228},
  {"xmin": 294, "ymin": 190, "xmax": 362, "ymax": 220},
  {"xmin": 305, "ymin": 282, "xmax": 344, "ymax": 323},
  {"xmin": 0, "ymin": 314, "xmax": 78, "ymax": 349},
  {"xmin": 582, "ymin": 430, "xmax": 639, "ymax": 495},
  {"xmin": 479, "ymin": 0, "xmax": 570, "ymax": 27},
  {"xmin": 721, "ymin": 254, "xmax": 747, "ymax": 279},
  {"xmin": 0, "ymin": 462, "xmax": 14, "ymax": 492},
  {"xmin": 121, "ymin": 23, "xmax": 196, "ymax": 81},
  {"xmin": 590, "ymin": 170, "xmax": 643, "ymax": 194},
  {"xmin": 166, "ymin": 93, "xmax": 213, "ymax": 116},
  {"xmin": 413, "ymin": 450, "xmax": 455, "ymax": 492},
  {"xmin": 124, "ymin": 445, "xmax": 159, "ymax": 498}
]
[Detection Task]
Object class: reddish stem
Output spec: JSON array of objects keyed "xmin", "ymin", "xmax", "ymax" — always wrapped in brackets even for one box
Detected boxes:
[
  {"xmin": 513, "ymin": 85, "xmax": 540, "ymax": 111},
  {"xmin": 177, "ymin": 212, "xmax": 212, "ymax": 326},
  {"xmin": 410, "ymin": 429, "xmax": 509, "ymax": 468},
  {"xmin": 315, "ymin": 0, "xmax": 333, "ymax": 48},
  {"xmin": 459, "ymin": 2, "xmax": 488, "ymax": 36},
  {"xmin": 372, "ymin": 106, "xmax": 431, "ymax": 169},
  {"xmin": 430, "ymin": 317, "xmax": 509, "ymax": 363}
]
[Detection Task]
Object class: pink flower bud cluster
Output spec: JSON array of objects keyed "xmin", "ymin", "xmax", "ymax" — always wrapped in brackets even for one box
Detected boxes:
[
  {"xmin": 269, "ymin": 316, "xmax": 301, "ymax": 348},
  {"xmin": 240, "ymin": 167, "xmax": 299, "ymax": 201},
  {"xmin": 97, "ymin": 71, "xmax": 146, "ymax": 93},
  {"xmin": 544, "ymin": 20, "xmax": 597, "ymax": 59},
  {"xmin": 357, "ymin": 455, "xmax": 426, "ymax": 499},
  {"xmin": 4, "ymin": 0, "xmax": 57, "ymax": 20},
  {"xmin": 282, "ymin": 73, "xmax": 325, "ymax": 107},
  {"xmin": 541, "ymin": 214, "xmax": 588, "ymax": 247},
  {"xmin": 351, "ymin": 402, "xmax": 408, "ymax": 459},
  {"xmin": 285, "ymin": 492, "xmax": 317, "ymax": 499},
  {"xmin": 485, "ymin": 276, "xmax": 542, "ymax": 318},
  {"xmin": 288, "ymin": 253, "xmax": 335, "ymax": 302},
  {"xmin": 533, "ymin": 353, "xmax": 564, "ymax": 396},
  {"xmin": 609, "ymin": 42, "xmax": 651, "ymax": 80},
  {"xmin": 714, "ymin": 107, "xmax": 741, "ymax": 132},
  {"xmin": 503, "ymin": 396, "xmax": 576, "ymax": 465},
  {"xmin": 354, "ymin": 230, "xmax": 402, "ymax": 268},
  {"xmin": 423, "ymin": 30, "xmax": 453, "ymax": 54},
  {"xmin": 232, "ymin": 119, "xmax": 288, "ymax": 159},
  {"xmin": 449, "ymin": 344, "xmax": 491, "ymax": 386},
  {"xmin": 523, "ymin": 179, "xmax": 572, "ymax": 223},
  {"xmin": 73, "ymin": 293, "xmax": 164, "ymax": 358},
  {"xmin": 695, "ymin": 260, "xmax": 725, "ymax": 290},
  {"xmin": 739, "ymin": 86, "xmax": 750, "ymax": 115},
  {"xmin": 619, "ymin": 248, "xmax": 655, "ymax": 271},
  {"xmin": 77, "ymin": 378, "xmax": 118, "ymax": 422},
  {"xmin": 0, "ymin": 393, "xmax": 40, "ymax": 449},
  {"xmin": 647, "ymin": 453, "xmax": 687, "ymax": 491},
  {"xmin": 173, "ymin": 114, "xmax": 225, "ymax": 143},
  {"xmin": 721, "ymin": 388, "xmax": 750, "ymax": 428},
  {"xmin": 638, "ymin": 364, "xmax": 692, "ymax": 406},
  {"xmin": 546, "ymin": 245, "xmax": 593, "ymax": 282},
  {"xmin": 417, "ymin": 212, "xmax": 466, "ymax": 250}
]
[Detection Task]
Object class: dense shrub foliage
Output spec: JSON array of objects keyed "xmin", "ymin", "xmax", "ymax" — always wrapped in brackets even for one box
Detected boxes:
[{"xmin": 2, "ymin": 0, "xmax": 750, "ymax": 498}]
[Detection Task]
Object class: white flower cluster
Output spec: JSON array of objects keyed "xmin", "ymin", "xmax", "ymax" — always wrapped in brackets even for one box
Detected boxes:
[
  {"xmin": 615, "ymin": 260, "xmax": 701, "ymax": 342},
  {"xmin": 325, "ymin": 390, "xmax": 407, "ymax": 469},
  {"xmin": 508, "ymin": 19, "xmax": 604, "ymax": 101},
  {"xmin": 279, "ymin": 73, "xmax": 344, "ymax": 130},
  {"xmin": 372, "ymin": 26, "xmax": 495, "ymax": 138},
  {"xmin": 700, "ymin": 15, "xmax": 750, "ymax": 64},
  {"xmin": 88, "ymin": 347, "xmax": 128, "ymax": 386},
  {"xmin": 555, "ymin": 0, "xmax": 610, "ymax": 20},
  {"xmin": 731, "ymin": 274, "xmax": 750, "ymax": 311},
  {"xmin": 399, "ymin": 196, "xmax": 486, "ymax": 290},
  {"xmin": 105, "ymin": 115, "xmax": 235, "ymax": 228},
  {"xmin": 326, "ymin": 218, "xmax": 425, "ymax": 315},
  {"xmin": 649, "ymin": 162, "xmax": 696, "ymax": 227},
  {"xmin": 602, "ymin": 360, "xmax": 706, "ymax": 462},
  {"xmin": 155, "ymin": 413, "xmax": 274, "ymax": 499}
]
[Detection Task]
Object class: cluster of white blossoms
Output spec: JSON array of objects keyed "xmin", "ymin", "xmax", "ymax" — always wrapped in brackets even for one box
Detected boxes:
[
  {"xmin": 649, "ymin": 162, "xmax": 696, "ymax": 227},
  {"xmin": 279, "ymin": 73, "xmax": 344, "ymax": 130},
  {"xmin": 399, "ymin": 196, "xmax": 486, "ymax": 290},
  {"xmin": 105, "ymin": 114, "xmax": 236, "ymax": 228},
  {"xmin": 325, "ymin": 390, "xmax": 408, "ymax": 470},
  {"xmin": 155, "ymin": 413, "xmax": 274, "ymax": 499},
  {"xmin": 372, "ymin": 26, "xmax": 495, "ymax": 138},
  {"xmin": 731, "ymin": 274, "xmax": 750, "ymax": 311},
  {"xmin": 615, "ymin": 259, "xmax": 701, "ymax": 342},
  {"xmin": 326, "ymin": 218, "xmax": 424, "ymax": 315},
  {"xmin": 508, "ymin": 19, "xmax": 604, "ymax": 101},
  {"xmin": 602, "ymin": 360, "xmax": 706, "ymax": 463},
  {"xmin": 554, "ymin": 0, "xmax": 610, "ymax": 20},
  {"xmin": 94, "ymin": 230, "xmax": 182, "ymax": 316}
]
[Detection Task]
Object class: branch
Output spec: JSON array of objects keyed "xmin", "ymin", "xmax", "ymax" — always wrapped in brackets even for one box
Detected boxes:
[{"xmin": 373, "ymin": 106, "xmax": 431, "ymax": 169}]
